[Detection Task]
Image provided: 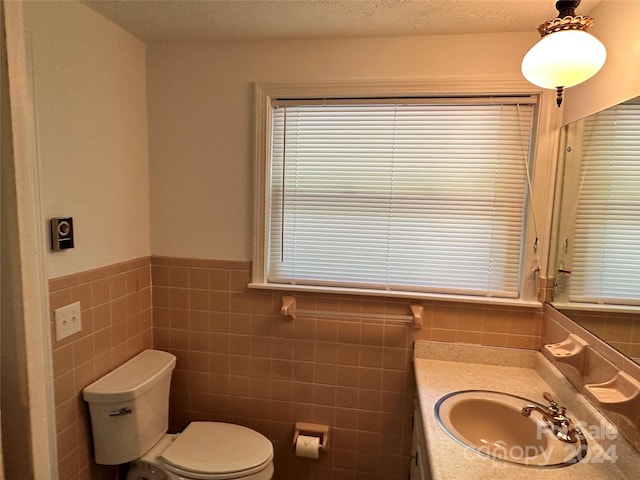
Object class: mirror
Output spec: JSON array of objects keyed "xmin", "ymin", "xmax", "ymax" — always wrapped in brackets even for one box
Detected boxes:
[{"xmin": 549, "ymin": 96, "xmax": 640, "ymax": 365}]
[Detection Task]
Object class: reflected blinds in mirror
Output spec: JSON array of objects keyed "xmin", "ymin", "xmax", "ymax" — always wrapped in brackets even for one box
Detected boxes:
[{"xmin": 571, "ymin": 102, "xmax": 640, "ymax": 305}]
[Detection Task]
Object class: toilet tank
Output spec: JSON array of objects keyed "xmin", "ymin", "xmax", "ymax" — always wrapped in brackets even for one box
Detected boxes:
[{"xmin": 82, "ymin": 349, "xmax": 176, "ymax": 465}]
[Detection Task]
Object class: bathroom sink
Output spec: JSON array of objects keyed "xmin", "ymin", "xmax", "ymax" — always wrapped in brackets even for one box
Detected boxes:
[{"xmin": 434, "ymin": 390, "xmax": 588, "ymax": 467}]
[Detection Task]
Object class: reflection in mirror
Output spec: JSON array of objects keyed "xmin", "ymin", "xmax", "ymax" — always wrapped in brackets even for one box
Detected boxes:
[{"xmin": 551, "ymin": 97, "xmax": 640, "ymax": 364}]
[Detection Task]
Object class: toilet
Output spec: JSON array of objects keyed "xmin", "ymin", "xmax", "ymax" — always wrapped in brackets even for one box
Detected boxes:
[{"xmin": 82, "ymin": 349, "xmax": 274, "ymax": 480}]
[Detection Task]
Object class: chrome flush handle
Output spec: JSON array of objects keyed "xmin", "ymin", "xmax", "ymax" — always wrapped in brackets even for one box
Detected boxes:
[{"xmin": 108, "ymin": 407, "xmax": 133, "ymax": 417}]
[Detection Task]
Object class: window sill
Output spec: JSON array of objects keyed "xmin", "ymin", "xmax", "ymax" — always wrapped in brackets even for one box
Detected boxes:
[
  {"xmin": 248, "ymin": 282, "xmax": 542, "ymax": 310},
  {"xmin": 551, "ymin": 301, "xmax": 640, "ymax": 315}
]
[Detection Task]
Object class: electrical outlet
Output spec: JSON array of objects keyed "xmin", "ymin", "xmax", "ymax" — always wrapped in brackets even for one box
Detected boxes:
[{"xmin": 55, "ymin": 301, "xmax": 82, "ymax": 341}]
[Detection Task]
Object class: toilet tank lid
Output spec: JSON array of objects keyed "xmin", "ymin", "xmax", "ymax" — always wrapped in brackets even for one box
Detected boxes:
[{"xmin": 82, "ymin": 349, "xmax": 176, "ymax": 403}]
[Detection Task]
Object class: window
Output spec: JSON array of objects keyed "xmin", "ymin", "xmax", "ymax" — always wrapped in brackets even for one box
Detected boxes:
[
  {"xmin": 567, "ymin": 101, "xmax": 640, "ymax": 306},
  {"xmin": 252, "ymin": 83, "xmax": 541, "ymax": 303}
]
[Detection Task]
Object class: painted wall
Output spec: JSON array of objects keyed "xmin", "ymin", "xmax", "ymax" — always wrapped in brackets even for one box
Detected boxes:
[
  {"xmin": 146, "ymin": 32, "xmax": 538, "ymax": 261},
  {"xmin": 23, "ymin": 0, "xmax": 638, "ymax": 277},
  {"xmin": 24, "ymin": 0, "xmax": 150, "ymax": 279},
  {"xmin": 563, "ymin": 0, "xmax": 640, "ymax": 124}
]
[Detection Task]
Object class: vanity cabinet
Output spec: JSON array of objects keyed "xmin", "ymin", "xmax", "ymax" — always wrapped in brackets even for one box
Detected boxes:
[{"xmin": 410, "ymin": 400, "xmax": 430, "ymax": 480}]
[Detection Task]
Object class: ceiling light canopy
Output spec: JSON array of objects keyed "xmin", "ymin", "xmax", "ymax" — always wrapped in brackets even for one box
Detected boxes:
[{"xmin": 522, "ymin": 0, "xmax": 606, "ymax": 107}]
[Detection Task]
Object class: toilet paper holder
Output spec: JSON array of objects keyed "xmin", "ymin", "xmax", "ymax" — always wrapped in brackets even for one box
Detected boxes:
[{"xmin": 293, "ymin": 422, "xmax": 329, "ymax": 451}]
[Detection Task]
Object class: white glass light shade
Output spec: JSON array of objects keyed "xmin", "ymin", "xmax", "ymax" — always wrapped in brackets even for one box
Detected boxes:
[{"xmin": 522, "ymin": 29, "xmax": 606, "ymax": 89}]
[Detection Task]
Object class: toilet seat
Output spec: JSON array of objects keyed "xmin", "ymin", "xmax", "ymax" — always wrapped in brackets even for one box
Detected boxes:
[{"xmin": 159, "ymin": 422, "xmax": 274, "ymax": 480}]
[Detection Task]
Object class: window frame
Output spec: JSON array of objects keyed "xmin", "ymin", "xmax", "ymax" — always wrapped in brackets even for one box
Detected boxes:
[{"xmin": 251, "ymin": 80, "xmax": 558, "ymax": 307}]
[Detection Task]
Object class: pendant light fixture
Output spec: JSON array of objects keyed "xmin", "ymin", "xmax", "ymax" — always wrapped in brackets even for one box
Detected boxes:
[{"xmin": 522, "ymin": 0, "xmax": 606, "ymax": 107}]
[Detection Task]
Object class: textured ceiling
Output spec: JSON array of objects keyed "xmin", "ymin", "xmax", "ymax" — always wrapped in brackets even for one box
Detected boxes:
[{"xmin": 81, "ymin": 0, "xmax": 603, "ymax": 43}]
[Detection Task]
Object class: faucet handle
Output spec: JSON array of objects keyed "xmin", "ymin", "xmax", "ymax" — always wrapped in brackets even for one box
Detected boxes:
[
  {"xmin": 543, "ymin": 392, "xmax": 557, "ymax": 405},
  {"xmin": 543, "ymin": 392, "xmax": 560, "ymax": 413},
  {"xmin": 543, "ymin": 392, "xmax": 571, "ymax": 418}
]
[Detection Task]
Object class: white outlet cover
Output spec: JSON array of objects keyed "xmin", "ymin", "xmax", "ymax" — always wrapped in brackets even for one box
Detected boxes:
[{"xmin": 55, "ymin": 301, "xmax": 82, "ymax": 341}]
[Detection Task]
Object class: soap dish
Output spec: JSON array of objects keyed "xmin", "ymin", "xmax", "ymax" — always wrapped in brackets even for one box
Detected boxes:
[
  {"xmin": 544, "ymin": 333, "xmax": 588, "ymax": 373},
  {"xmin": 585, "ymin": 371, "xmax": 640, "ymax": 429}
]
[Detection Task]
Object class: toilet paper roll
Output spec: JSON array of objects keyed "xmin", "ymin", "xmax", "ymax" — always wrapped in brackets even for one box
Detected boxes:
[{"xmin": 295, "ymin": 434, "xmax": 321, "ymax": 459}]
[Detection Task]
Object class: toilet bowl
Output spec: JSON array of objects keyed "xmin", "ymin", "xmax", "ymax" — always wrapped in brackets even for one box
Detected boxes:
[
  {"xmin": 82, "ymin": 350, "xmax": 274, "ymax": 480},
  {"xmin": 127, "ymin": 423, "xmax": 274, "ymax": 480}
]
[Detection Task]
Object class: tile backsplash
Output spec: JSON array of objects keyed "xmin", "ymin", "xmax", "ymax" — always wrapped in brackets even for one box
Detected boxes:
[
  {"xmin": 49, "ymin": 255, "xmax": 543, "ymax": 480},
  {"xmin": 542, "ymin": 304, "xmax": 640, "ymax": 452}
]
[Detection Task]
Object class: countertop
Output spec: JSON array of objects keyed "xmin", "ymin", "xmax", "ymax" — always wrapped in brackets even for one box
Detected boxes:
[{"xmin": 413, "ymin": 341, "xmax": 640, "ymax": 480}]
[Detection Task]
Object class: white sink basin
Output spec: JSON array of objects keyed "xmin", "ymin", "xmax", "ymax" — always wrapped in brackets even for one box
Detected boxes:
[{"xmin": 434, "ymin": 390, "xmax": 588, "ymax": 467}]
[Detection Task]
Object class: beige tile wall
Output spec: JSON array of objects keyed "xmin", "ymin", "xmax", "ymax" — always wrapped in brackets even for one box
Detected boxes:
[
  {"xmin": 548, "ymin": 308, "xmax": 640, "ymax": 361},
  {"xmin": 150, "ymin": 256, "xmax": 543, "ymax": 480},
  {"xmin": 47, "ymin": 255, "xmax": 542, "ymax": 479},
  {"xmin": 49, "ymin": 257, "xmax": 152, "ymax": 480}
]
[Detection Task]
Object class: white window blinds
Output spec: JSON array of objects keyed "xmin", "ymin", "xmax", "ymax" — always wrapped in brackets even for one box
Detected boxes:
[
  {"xmin": 267, "ymin": 99, "xmax": 536, "ymax": 298},
  {"xmin": 570, "ymin": 102, "xmax": 640, "ymax": 305}
]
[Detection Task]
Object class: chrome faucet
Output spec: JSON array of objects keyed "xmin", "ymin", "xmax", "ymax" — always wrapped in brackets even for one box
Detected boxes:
[{"xmin": 521, "ymin": 392, "xmax": 581, "ymax": 443}]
